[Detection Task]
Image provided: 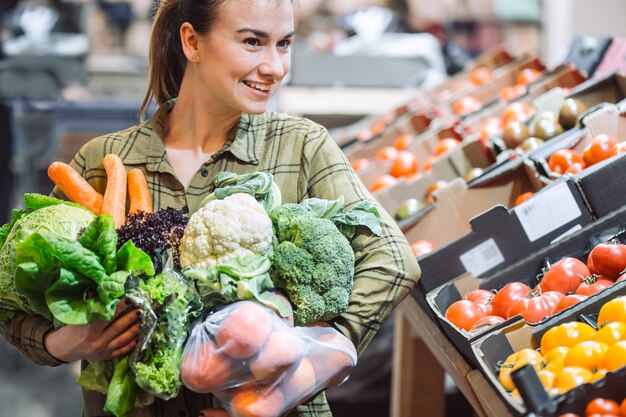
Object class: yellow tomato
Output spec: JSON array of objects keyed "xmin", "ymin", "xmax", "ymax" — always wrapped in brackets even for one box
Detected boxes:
[
  {"xmin": 564, "ymin": 340, "xmax": 609, "ymax": 371},
  {"xmin": 537, "ymin": 369, "xmax": 556, "ymax": 388},
  {"xmin": 542, "ymin": 346, "xmax": 569, "ymax": 373},
  {"xmin": 591, "ymin": 321, "xmax": 626, "ymax": 345},
  {"xmin": 540, "ymin": 322, "xmax": 597, "ymax": 354},
  {"xmin": 590, "ymin": 368, "xmax": 608, "ymax": 382},
  {"xmin": 601, "ymin": 340, "xmax": 626, "ymax": 371},
  {"xmin": 599, "ymin": 297, "xmax": 626, "ymax": 327},
  {"xmin": 498, "ymin": 348, "xmax": 543, "ymax": 391},
  {"xmin": 553, "ymin": 366, "xmax": 593, "ymax": 393}
]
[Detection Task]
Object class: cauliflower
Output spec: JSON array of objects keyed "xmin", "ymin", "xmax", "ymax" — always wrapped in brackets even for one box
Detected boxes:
[{"xmin": 179, "ymin": 193, "xmax": 273, "ymax": 269}]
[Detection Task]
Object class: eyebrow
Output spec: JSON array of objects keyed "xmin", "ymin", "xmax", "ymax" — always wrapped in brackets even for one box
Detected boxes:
[{"xmin": 236, "ymin": 28, "xmax": 295, "ymax": 39}]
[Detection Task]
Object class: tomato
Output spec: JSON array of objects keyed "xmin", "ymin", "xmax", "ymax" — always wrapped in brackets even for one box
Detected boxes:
[
  {"xmin": 548, "ymin": 149, "xmax": 585, "ymax": 174},
  {"xmin": 498, "ymin": 348, "xmax": 543, "ymax": 391},
  {"xmin": 515, "ymin": 191, "xmax": 535, "ymax": 206},
  {"xmin": 587, "ymin": 242, "xmax": 626, "ymax": 279},
  {"xmin": 470, "ymin": 66, "xmax": 493, "ymax": 86},
  {"xmin": 375, "ymin": 146, "xmax": 399, "ymax": 161},
  {"xmin": 444, "ymin": 299, "xmax": 486, "ymax": 331},
  {"xmin": 555, "ymin": 294, "xmax": 588, "ymax": 313},
  {"xmin": 507, "ymin": 289, "xmax": 563, "ymax": 323},
  {"xmin": 583, "ymin": 134, "xmax": 620, "ymax": 166},
  {"xmin": 356, "ymin": 129, "xmax": 373, "ymax": 142},
  {"xmin": 540, "ymin": 322, "xmax": 597, "ymax": 354},
  {"xmin": 491, "ymin": 282, "xmax": 531, "ymax": 318},
  {"xmin": 393, "ymin": 134, "xmax": 415, "ymax": 150},
  {"xmin": 424, "ymin": 180, "xmax": 447, "ymax": 205},
  {"xmin": 558, "ymin": 414, "xmax": 581, "ymax": 417},
  {"xmin": 421, "ymin": 155, "xmax": 437, "ymax": 172},
  {"xmin": 591, "ymin": 322, "xmax": 626, "ymax": 345},
  {"xmin": 610, "ymin": 141, "xmax": 626, "ymax": 157},
  {"xmin": 540, "ymin": 257, "xmax": 590, "ymax": 295},
  {"xmin": 500, "ymin": 84, "xmax": 527, "ymax": 101},
  {"xmin": 601, "ymin": 340, "xmax": 626, "ymax": 371},
  {"xmin": 585, "ymin": 398, "xmax": 621, "ymax": 416},
  {"xmin": 554, "ymin": 366, "xmax": 593, "ymax": 393},
  {"xmin": 537, "ymin": 369, "xmax": 556, "ymax": 389},
  {"xmin": 350, "ymin": 158, "xmax": 370, "ymax": 172},
  {"xmin": 564, "ymin": 340, "xmax": 609, "ymax": 371},
  {"xmin": 575, "ymin": 275, "xmax": 614, "ymax": 296},
  {"xmin": 469, "ymin": 315, "xmax": 505, "ymax": 331},
  {"xmin": 452, "ymin": 96, "xmax": 482, "ymax": 116},
  {"xmin": 480, "ymin": 117, "xmax": 502, "ymax": 141},
  {"xmin": 502, "ymin": 102, "xmax": 535, "ymax": 125},
  {"xmin": 517, "ymin": 68, "xmax": 543, "ymax": 85},
  {"xmin": 369, "ymin": 175, "xmax": 398, "ymax": 193},
  {"xmin": 410, "ymin": 240, "xmax": 436, "ymax": 257},
  {"xmin": 434, "ymin": 138, "xmax": 461, "ymax": 156},
  {"xmin": 564, "ymin": 162, "xmax": 585, "ymax": 175},
  {"xmin": 464, "ymin": 289, "xmax": 494, "ymax": 315},
  {"xmin": 389, "ymin": 151, "xmax": 419, "ymax": 178},
  {"xmin": 371, "ymin": 115, "xmax": 391, "ymax": 136},
  {"xmin": 542, "ymin": 346, "xmax": 569, "ymax": 373},
  {"xmin": 620, "ymin": 398, "xmax": 626, "ymax": 417},
  {"xmin": 598, "ymin": 296, "xmax": 626, "ymax": 326}
]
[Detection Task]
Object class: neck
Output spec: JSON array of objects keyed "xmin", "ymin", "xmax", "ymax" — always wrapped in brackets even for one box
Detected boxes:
[{"xmin": 165, "ymin": 77, "xmax": 241, "ymax": 153}]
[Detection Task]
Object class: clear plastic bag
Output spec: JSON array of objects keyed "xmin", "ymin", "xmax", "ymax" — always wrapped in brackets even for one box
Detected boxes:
[{"xmin": 180, "ymin": 300, "xmax": 357, "ymax": 417}]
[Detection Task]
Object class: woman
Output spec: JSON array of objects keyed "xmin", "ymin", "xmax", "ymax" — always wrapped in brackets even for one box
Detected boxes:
[{"xmin": 1, "ymin": 0, "xmax": 420, "ymax": 416}]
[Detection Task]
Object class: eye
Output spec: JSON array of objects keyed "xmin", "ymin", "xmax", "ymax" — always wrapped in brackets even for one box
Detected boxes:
[
  {"xmin": 243, "ymin": 38, "xmax": 261, "ymax": 47},
  {"xmin": 277, "ymin": 39, "xmax": 292, "ymax": 49}
]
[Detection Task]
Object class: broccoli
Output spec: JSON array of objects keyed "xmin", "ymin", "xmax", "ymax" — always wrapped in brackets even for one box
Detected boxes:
[{"xmin": 269, "ymin": 203, "xmax": 355, "ymax": 325}]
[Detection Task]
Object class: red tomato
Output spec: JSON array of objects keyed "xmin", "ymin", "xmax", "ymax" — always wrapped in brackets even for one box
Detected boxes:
[
  {"xmin": 585, "ymin": 398, "xmax": 621, "ymax": 416},
  {"xmin": 393, "ymin": 134, "xmax": 415, "ymax": 150},
  {"xmin": 350, "ymin": 158, "xmax": 370, "ymax": 172},
  {"xmin": 452, "ymin": 96, "xmax": 482, "ymax": 116},
  {"xmin": 464, "ymin": 289, "xmax": 494, "ymax": 315},
  {"xmin": 444, "ymin": 300, "xmax": 487, "ymax": 331},
  {"xmin": 424, "ymin": 180, "xmax": 447, "ymax": 205},
  {"xmin": 480, "ymin": 117, "xmax": 503, "ymax": 141},
  {"xmin": 583, "ymin": 134, "xmax": 620, "ymax": 166},
  {"xmin": 389, "ymin": 151, "xmax": 419, "ymax": 178},
  {"xmin": 434, "ymin": 138, "xmax": 462, "ymax": 156},
  {"xmin": 517, "ymin": 68, "xmax": 542, "ymax": 85},
  {"xmin": 470, "ymin": 66, "xmax": 493, "ymax": 86},
  {"xmin": 491, "ymin": 282, "xmax": 531, "ymax": 318},
  {"xmin": 610, "ymin": 141, "xmax": 626, "ymax": 157},
  {"xmin": 500, "ymin": 84, "xmax": 527, "ymax": 101},
  {"xmin": 548, "ymin": 149, "xmax": 585, "ymax": 174},
  {"xmin": 587, "ymin": 242, "xmax": 626, "ymax": 279},
  {"xmin": 375, "ymin": 146, "xmax": 399, "ymax": 161},
  {"xmin": 422, "ymin": 155, "xmax": 437, "ymax": 172},
  {"xmin": 507, "ymin": 289, "xmax": 562, "ymax": 323},
  {"xmin": 369, "ymin": 175, "xmax": 398, "ymax": 193},
  {"xmin": 564, "ymin": 162, "xmax": 585, "ymax": 174},
  {"xmin": 410, "ymin": 240, "xmax": 437, "ymax": 257},
  {"xmin": 540, "ymin": 257, "xmax": 590, "ymax": 295},
  {"xmin": 554, "ymin": 294, "xmax": 588, "ymax": 313},
  {"xmin": 502, "ymin": 102, "xmax": 535, "ymax": 125},
  {"xmin": 515, "ymin": 191, "xmax": 535, "ymax": 206},
  {"xmin": 575, "ymin": 275, "xmax": 615, "ymax": 297},
  {"xmin": 558, "ymin": 414, "xmax": 581, "ymax": 417},
  {"xmin": 469, "ymin": 315, "xmax": 505, "ymax": 331}
]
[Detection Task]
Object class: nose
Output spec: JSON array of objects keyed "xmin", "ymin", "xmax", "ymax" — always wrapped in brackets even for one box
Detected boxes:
[{"xmin": 259, "ymin": 46, "xmax": 288, "ymax": 81}]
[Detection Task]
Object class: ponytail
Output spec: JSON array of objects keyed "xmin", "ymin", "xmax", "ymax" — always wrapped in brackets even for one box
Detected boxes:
[{"xmin": 139, "ymin": 0, "xmax": 226, "ymax": 121}]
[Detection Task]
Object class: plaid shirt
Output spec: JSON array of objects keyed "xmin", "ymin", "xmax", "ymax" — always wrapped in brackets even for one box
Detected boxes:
[{"xmin": 1, "ymin": 103, "xmax": 420, "ymax": 417}]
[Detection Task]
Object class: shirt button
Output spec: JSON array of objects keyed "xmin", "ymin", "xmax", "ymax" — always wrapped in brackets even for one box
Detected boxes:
[{"xmin": 201, "ymin": 168, "xmax": 209, "ymax": 177}]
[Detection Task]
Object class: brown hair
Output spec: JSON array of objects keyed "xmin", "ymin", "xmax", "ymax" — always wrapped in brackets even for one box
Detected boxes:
[{"xmin": 139, "ymin": 0, "xmax": 226, "ymax": 120}]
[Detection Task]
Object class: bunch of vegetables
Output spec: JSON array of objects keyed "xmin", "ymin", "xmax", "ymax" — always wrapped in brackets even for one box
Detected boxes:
[{"xmin": 557, "ymin": 396, "xmax": 626, "ymax": 417}]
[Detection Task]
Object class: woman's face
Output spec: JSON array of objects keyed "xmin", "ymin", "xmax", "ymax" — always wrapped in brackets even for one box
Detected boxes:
[{"xmin": 195, "ymin": 0, "xmax": 294, "ymax": 115}]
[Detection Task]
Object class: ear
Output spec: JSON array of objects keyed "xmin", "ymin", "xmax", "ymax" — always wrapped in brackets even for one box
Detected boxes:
[{"xmin": 180, "ymin": 22, "xmax": 199, "ymax": 61}]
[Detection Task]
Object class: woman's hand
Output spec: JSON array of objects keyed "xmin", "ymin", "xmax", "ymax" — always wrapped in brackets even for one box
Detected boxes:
[{"xmin": 44, "ymin": 299, "xmax": 141, "ymax": 362}]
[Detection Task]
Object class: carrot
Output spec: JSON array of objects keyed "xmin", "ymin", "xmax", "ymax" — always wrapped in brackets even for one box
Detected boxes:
[
  {"xmin": 101, "ymin": 154, "xmax": 127, "ymax": 228},
  {"xmin": 128, "ymin": 168, "xmax": 152, "ymax": 214},
  {"xmin": 47, "ymin": 161, "xmax": 103, "ymax": 214}
]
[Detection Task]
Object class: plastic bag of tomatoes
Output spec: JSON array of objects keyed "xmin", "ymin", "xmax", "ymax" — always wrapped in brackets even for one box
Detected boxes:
[{"xmin": 180, "ymin": 300, "xmax": 357, "ymax": 417}]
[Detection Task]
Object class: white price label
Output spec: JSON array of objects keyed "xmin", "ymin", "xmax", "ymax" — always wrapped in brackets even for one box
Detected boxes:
[
  {"xmin": 459, "ymin": 239, "xmax": 505, "ymax": 277},
  {"xmin": 514, "ymin": 182, "xmax": 582, "ymax": 242}
]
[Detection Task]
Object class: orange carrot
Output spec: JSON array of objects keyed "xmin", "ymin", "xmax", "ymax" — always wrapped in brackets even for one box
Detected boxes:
[
  {"xmin": 128, "ymin": 168, "xmax": 152, "ymax": 215},
  {"xmin": 101, "ymin": 154, "xmax": 127, "ymax": 228},
  {"xmin": 47, "ymin": 161, "xmax": 103, "ymax": 214}
]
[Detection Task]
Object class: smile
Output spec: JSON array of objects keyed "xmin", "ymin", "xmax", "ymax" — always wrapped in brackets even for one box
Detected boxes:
[{"xmin": 243, "ymin": 81, "xmax": 272, "ymax": 92}]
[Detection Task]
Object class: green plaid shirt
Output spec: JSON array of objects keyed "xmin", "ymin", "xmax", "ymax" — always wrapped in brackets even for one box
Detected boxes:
[{"xmin": 1, "ymin": 103, "xmax": 420, "ymax": 417}]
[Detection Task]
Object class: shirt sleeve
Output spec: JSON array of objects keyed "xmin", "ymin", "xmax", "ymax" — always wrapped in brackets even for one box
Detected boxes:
[
  {"xmin": 0, "ymin": 312, "xmax": 65, "ymax": 366},
  {"xmin": 301, "ymin": 125, "xmax": 421, "ymax": 355}
]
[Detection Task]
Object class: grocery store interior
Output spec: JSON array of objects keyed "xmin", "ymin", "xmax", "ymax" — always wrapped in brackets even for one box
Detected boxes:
[{"xmin": 2, "ymin": 0, "xmax": 626, "ymax": 416}]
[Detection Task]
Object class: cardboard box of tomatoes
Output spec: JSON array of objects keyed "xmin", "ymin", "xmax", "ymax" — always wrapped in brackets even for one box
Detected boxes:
[{"xmin": 426, "ymin": 201, "xmax": 626, "ymax": 371}]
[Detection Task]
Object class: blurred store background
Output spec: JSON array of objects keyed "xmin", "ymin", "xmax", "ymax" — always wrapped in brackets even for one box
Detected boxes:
[{"xmin": 1, "ymin": 0, "xmax": 626, "ymax": 416}]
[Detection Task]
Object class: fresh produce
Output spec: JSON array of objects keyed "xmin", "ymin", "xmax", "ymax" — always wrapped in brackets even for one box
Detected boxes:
[
  {"xmin": 515, "ymin": 191, "xmax": 535, "ymax": 206},
  {"xmin": 395, "ymin": 198, "xmax": 422, "ymax": 220},
  {"xmin": 491, "ymin": 282, "xmax": 531, "ymax": 318},
  {"xmin": 370, "ymin": 175, "xmax": 398, "ymax": 193},
  {"xmin": 127, "ymin": 169, "xmax": 152, "ymax": 215},
  {"xmin": 548, "ymin": 149, "xmax": 585, "ymax": 175},
  {"xmin": 47, "ymin": 161, "xmax": 103, "ymax": 214},
  {"xmin": 410, "ymin": 239, "xmax": 437, "ymax": 257},
  {"xmin": 587, "ymin": 241, "xmax": 626, "ymax": 279},
  {"xmin": 445, "ymin": 299, "xmax": 486, "ymax": 331},
  {"xmin": 532, "ymin": 112, "xmax": 564, "ymax": 140},
  {"xmin": 389, "ymin": 151, "xmax": 419, "ymax": 178},
  {"xmin": 558, "ymin": 98, "xmax": 587, "ymax": 130},
  {"xmin": 540, "ymin": 257, "xmax": 589, "ymax": 295},
  {"xmin": 517, "ymin": 68, "xmax": 542, "ymax": 85},
  {"xmin": 102, "ymin": 154, "xmax": 128, "ymax": 228},
  {"xmin": 506, "ymin": 288, "xmax": 564, "ymax": 323},
  {"xmin": 0, "ymin": 194, "xmax": 96, "ymax": 319},
  {"xmin": 583, "ymin": 134, "xmax": 620, "ymax": 167},
  {"xmin": 197, "ymin": 171, "xmax": 282, "ymax": 213}
]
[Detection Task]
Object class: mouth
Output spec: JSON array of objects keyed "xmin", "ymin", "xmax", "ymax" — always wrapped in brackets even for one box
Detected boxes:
[{"xmin": 242, "ymin": 80, "xmax": 273, "ymax": 92}]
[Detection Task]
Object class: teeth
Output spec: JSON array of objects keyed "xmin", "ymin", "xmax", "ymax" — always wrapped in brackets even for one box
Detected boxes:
[{"xmin": 244, "ymin": 81, "xmax": 271, "ymax": 91}]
